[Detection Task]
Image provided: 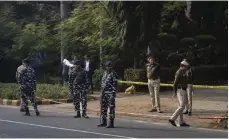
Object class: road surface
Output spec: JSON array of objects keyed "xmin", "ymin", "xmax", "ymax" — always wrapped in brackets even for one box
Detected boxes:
[{"xmin": 0, "ymin": 106, "xmax": 227, "ymax": 138}]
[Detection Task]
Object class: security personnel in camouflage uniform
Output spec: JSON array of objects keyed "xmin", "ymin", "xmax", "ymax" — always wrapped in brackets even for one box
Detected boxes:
[
  {"xmin": 18, "ymin": 59, "xmax": 40, "ymax": 116},
  {"xmin": 16, "ymin": 64, "xmax": 25, "ymax": 112},
  {"xmin": 69, "ymin": 60, "xmax": 89, "ymax": 118},
  {"xmin": 169, "ymin": 60, "xmax": 190, "ymax": 127},
  {"xmin": 183, "ymin": 59, "xmax": 194, "ymax": 116},
  {"xmin": 67, "ymin": 56, "xmax": 78, "ymax": 100},
  {"xmin": 97, "ymin": 61, "xmax": 118, "ymax": 128}
]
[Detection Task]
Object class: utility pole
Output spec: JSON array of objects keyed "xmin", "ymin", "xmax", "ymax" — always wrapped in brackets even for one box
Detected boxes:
[{"xmin": 60, "ymin": 1, "xmax": 71, "ymax": 64}]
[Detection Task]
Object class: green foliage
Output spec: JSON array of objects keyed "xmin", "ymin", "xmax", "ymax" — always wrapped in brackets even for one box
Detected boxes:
[
  {"xmin": 0, "ymin": 83, "xmax": 97, "ymax": 101},
  {"xmin": 161, "ymin": 1, "xmax": 186, "ymax": 18},
  {"xmin": 124, "ymin": 69, "xmax": 147, "ymax": 82},
  {"xmin": 12, "ymin": 23, "xmax": 56, "ymax": 57},
  {"xmin": 0, "ymin": 83, "xmax": 20, "ymax": 100},
  {"xmin": 92, "ymin": 69, "xmax": 104, "ymax": 90},
  {"xmin": 56, "ymin": 2, "xmax": 122, "ymax": 60},
  {"xmin": 0, "ymin": 83, "xmax": 68, "ymax": 99},
  {"xmin": 195, "ymin": 35, "xmax": 216, "ymax": 44}
]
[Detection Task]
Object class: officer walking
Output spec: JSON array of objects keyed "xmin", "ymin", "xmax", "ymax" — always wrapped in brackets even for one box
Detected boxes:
[
  {"xmin": 146, "ymin": 53, "xmax": 162, "ymax": 113},
  {"xmin": 18, "ymin": 59, "xmax": 40, "ymax": 116},
  {"xmin": 97, "ymin": 61, "xmax": 118, "ymax": 128},
  {"xmin": 183, "ymin": 59, "xmax": 194, "ymax": 116},
  {"xmin": 169, "ymin": 60, "xmax": 190, "ymax": 127},
  {"xmin": 69, "ymin": 60, "xmax": 89, "ymax": 118},
  {"xmin": 16, "ymin": 64, "xmax": 25, "ymax": 112}
]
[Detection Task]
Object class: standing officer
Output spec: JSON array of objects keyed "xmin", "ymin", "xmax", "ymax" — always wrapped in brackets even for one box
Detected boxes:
[
  {"xmin": 97, "ymin": 61, "xmax": 118, "ymax": 128},
  {"xmin": 146, "ymin": 53, "xmax": 162, "ymax": 113},
  {"xmin": 84, "ymin": 55, "xmax": 94, "ymax": 94},
  {"xmin": 18, "ymin": 58, "xmax": 40, "ymax": 116},
  {"xmin": 169, "ymin": 60, "xmax": 190, "ymax": 127},
  {"xmin": 16, "ymin": 64, "xmax": 25, "ymax": 112},
  {"xmin": 183, "ymin": 59, "xmax": 194, "ymax": 116},
  {"xmin": 67, "ymin": 56, "xmax": 78, "ymax": 101},
  {"xmin": 69, "ymin": 60, "xmax": 89, "ymax": 118}
]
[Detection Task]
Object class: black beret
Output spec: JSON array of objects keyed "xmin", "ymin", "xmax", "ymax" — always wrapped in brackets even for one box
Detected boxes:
[{"xmin": 105, "ymin": 61, "xmax": 112, "ymax": 67}]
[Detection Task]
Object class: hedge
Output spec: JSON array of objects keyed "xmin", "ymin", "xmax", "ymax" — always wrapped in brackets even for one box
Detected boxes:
[
  {"xmin": 122, "ymin": 66, "xmax": 227, "ymax": 85},
  {"xmin": 0, "ymin": 83, "xmax": 94, "ymax": 100},
  {"xmin": 91, "ymin": 65, "xmax": 228, "ymax": 92}
]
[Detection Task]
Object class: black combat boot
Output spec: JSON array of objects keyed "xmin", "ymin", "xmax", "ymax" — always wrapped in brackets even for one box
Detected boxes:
[
  {"xmin": 97, "ymin": 118, "xmax": 107, "ymax": 127},
  {"xmin": 20, "ymin": 107, "xmax": 25, "ymax": 112},
  {"xmin": 24, "ymin": 108, "xmax": 30, "ymax": 116},
  {"xmin": 183, "ymin": 111, "xmax": 188, "ymax": 114},
  {"xmin": 74, "ymin": 111, "xmax": 81, "ymax": 118},
  {"xmin": 82, "ymin": 110, "xmax": 89, "ymax": 118},
  {"xmin": 35, "ymin": 110, "xmax": 40, "ymax": 116},
  {"xmin": 106, "ymin": 119, "xmax": 114, "ymax": 128}
]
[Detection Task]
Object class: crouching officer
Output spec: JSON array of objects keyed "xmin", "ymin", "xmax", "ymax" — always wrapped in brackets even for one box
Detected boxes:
[
  {"xmin": 69, "ymin": 60, "xmax": 90, "ymax": 118},
  {"xmin": 18, "ymin": 58, "xmax": 40, "ymax": 116},
  {"xmin": 97, "ymin": 61, "xmax": 118, "ymax": 128},
  {"xmin": 169, "ymin": 60, "xmax": 190, "ymax": 127}
]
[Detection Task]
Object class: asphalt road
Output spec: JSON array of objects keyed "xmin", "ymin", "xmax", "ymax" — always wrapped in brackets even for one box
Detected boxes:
[{"xmin": 0, "ymin": 106, "xmax": 227, "ymax": 138}]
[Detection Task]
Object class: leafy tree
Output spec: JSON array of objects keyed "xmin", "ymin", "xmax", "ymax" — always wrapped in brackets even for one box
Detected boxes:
[{"xmin": 56, "ymin": 2, "xmax": 122, "ymax": 67}]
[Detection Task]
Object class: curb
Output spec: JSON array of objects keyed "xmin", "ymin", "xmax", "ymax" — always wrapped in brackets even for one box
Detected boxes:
[
  {"xmin": 0, "ymin": 96, "xmax": 97, "ymax": 106},
  {"xmin": 0, "ymin": 99, "xmax": 73, "ymax": 106}
]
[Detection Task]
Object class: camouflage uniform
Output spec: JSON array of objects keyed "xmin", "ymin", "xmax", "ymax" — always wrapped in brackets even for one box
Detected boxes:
[
  {"xmin": 69, "ymin": 61, "xmax": 89, "ymax": 118},
  {"xmin": 68, "ymin": 66, "xmax": 74, "ymax": 100},
  {"xmin": 98, "ymin": 61, "xmax": 118, "ymax": 128},
  {"xmin": 18, "ymin": 61, "xmax": 39, "ymax": 116}
]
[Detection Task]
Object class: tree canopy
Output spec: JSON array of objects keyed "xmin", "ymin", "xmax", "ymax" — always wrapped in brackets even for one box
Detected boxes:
[{"xmin": 0, "ymin": 1, "xmax": 227, "ymax": 69}]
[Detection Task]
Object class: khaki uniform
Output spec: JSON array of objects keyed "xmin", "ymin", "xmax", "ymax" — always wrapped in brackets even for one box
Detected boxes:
[
  {"xmin": 185, "ymin": 68, "xmax": 194, "ymax": 113},
  {"xmin": 146, "ymin": 63, "xmax": 161, "ymax": 111},
  {"xmin": 16, "ymin": 65, "xmax": 25, "ymax": 108},
  {"xmin": 170, "ymin": 68, "xmax": 188, "ymax": 124}
]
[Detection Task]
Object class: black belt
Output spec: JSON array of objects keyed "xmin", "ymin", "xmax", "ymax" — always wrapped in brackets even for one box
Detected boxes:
[{"xmin": 177, "ymin": 87, "xmax": 187, "ymax": 90}]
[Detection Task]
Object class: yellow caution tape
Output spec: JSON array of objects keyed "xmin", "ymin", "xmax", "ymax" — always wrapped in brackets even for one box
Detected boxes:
[{"xmin": 118, "ymin": 80, "xmax": 228, "ymax": 89}]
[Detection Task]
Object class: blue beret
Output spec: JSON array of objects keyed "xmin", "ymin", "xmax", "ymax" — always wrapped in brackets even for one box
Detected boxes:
[
  {"xmin": 22, "ymin": 58, "xmax": 30, "ymax": 64},
  {"xmin": 105, "ymin": 61, "xmax": 112, "ymax": 67},
  {"xmin": 147, "ymin": 53, "xmax": 155, "ymax": 58}
]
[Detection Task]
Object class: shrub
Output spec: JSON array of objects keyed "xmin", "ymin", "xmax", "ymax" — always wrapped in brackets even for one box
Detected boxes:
[
  {"xmin": 124, "ymin": 68, "xmax": 147, "ymax": 82},
  {"xmin": 0, "ymin": 83, "xmax": 68, "ymax": 100}
]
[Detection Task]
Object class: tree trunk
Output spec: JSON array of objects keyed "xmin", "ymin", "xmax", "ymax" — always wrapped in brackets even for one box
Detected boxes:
[
  {"xmin": 185, "ymin": 1, "xmax": 192, "ymax": 21},
  {"xmin": 60, "ymin": 1, "xmax": 71, "ymax": 64}
]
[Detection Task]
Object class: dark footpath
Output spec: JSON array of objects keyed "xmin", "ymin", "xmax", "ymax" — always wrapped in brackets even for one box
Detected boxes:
[{"xmin": 0, "ymin": 107, "xmax": 227, "ymax": 138}]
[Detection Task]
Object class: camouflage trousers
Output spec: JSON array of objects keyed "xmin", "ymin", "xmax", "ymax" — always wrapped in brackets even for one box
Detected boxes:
[
  {"xmin": 68, "ymin": 83, "xmax": 73, "ymax": 100},
  {"xmin": 73, "ymin": 85, "xmax": 87, "ymax": 112},
  {"xmin": 101, "ymin": 93, "xmax": 116, "ymax": 120},
  {"xmin": 20, "ymin": 85, "xmax": 38, "ymax": 112}
]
